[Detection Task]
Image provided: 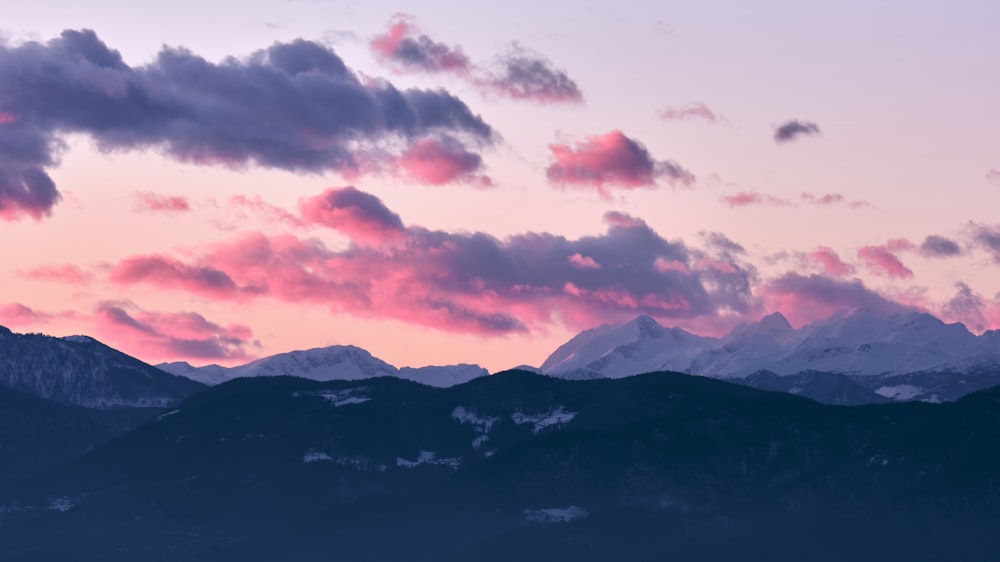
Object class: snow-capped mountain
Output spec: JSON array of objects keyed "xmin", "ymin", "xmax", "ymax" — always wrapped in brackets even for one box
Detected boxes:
[
  {"xmin": 540, "ymin": 308, "xmax": 1000, "ymax": 402},
  {"xmin": 540, "ymin": 315, "xmax": 714, "ymax": 378},
  {"xmin": 158, "ymin": 345, "xmax": 488, "ymax": 387},
  {"xmin": 0, "ymin": 326, "xmax": 204, "ymax": 408}
]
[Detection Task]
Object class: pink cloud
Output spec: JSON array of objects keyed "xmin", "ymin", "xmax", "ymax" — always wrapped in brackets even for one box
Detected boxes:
[
  {"xmin": 658, "ymin": 102, "xmax": 719, "ymax": 123},
  {"xmin": 108, "ymin": 190, "xmax": 759, "ymax": 336},
  {"xmin": 759, "ymin": 273, "xmax": 904, "ymax": 327},
  {"xmin": 806, "ymin": 246, "xmax": 856, "ymax": 277},
  {"xmin": 654, "ymin": 258, "xmax": 689, "ymax": 274},
  {"xmin": 857, "ymin": 245, "xmax": 914, "ymax": 279},
  {"xmin": 18, "ymin": 264, "xmax": 92, "ymax": 284},
  {"xmin": 884, "ymin": 238, "xmax": 916, "ymax": 252},
  {"xmin": 547, "ymin": 130, "xmax": 693, "ymax": 195},
  {"xmin": 396, "ymin": 137, "xmax": 491, "ymax": 186},
  {"xmin": 720, "ymin": 191, "xmax": 792, "ymax": 207},
  {"xmin": 801, "ymin": 192, "xmax": 869, "ymax": 209},
  {"xmin": 133, "ymin": 192, "xmax": 190, "ymax": 212},
  {"xmin": 228, "ymin": 195, "xmax": 304, "ymax": 227},
  {"xmin": 987, "ymin": 169, "xmax": 1000, "ymax": 185},
  {"xmin": 0, "ymin": 303, "xmax": 52, "ymax": 327},
  {"xmin": 695, "ymin": 257, "xmax": 738, "ymax": 275},
  {"xmin": 109, "ymin": 255, "xmax": 253, "ymax": 300},
  {"xmin": 567, "ymin": 253, "xmax": 601, "ymax": 269},
  {"xmin": 370, "ymin": 14, "xmax": 471, "ymax": 74},
  {"xmin": 0, "ymin": 111, "xmax": 20, "ymax": 124},
  {"xmin": 298, "ymin": 187, "xmax": 405, "ymax": 244},
  {"xmin": 94, "ymin": 304, "xmax": 255, "ymax": 362}
]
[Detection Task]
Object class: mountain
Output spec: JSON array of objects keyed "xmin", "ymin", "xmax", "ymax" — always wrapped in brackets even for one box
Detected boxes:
[
  {"xmin": 540, "ymin": 315, "xmax": 714, "ymax": 378},
  {"xmin": 2, "ymin": 371, "xmax": 998, "ymax": 561},
  {"xmin": 159, "ymin": 345, "xmax": 489, "ymax": 388},
  {"xmin": 540, "ymin": 308, "xmax": 1000, "ymax": 403},
  {"xmin": 0, "ymin": 326, "xmax": 204, "ymax": 408}
]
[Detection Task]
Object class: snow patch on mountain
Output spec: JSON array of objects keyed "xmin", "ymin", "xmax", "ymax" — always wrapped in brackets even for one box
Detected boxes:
[
  {"xmin": 303, "ymin": 451, "xmax": 333, "ymax": 463},
  {"xmin": 875, "ymin": 385, "xmax": 924, "ymax": 401},
  {"xmin": 396, "ymin": 451, "xmax": 462, "ymax": 469},
  {"xmin": 47, "ymin": 497, "xmax": 76, "ymax": 512},
  {"xmin": 524, "ymin": 506, "xmax": 588, "ymax": 524},
  {"xmin": 512, "ymin": 406, "xmax": 577, "ymax": 433},
  {"xmin": 315, "ymin": 388, "xmax": 370, "ymax": 407},
  {"xmin": 452, "ymin": 406, "xmax": 500, "ymax": 448}
]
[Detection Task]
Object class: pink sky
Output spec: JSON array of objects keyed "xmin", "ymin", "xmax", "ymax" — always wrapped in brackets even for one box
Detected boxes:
[{"xmin": 1, "ymin": 1, "xmax": 998, "ymax": 371}]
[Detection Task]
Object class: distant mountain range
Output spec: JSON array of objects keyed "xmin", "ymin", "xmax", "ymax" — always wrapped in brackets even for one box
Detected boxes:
[
  {"xmin": 538, "ymin": 307, "xmax": 1000, "ymax": 404},
  {"xmin": 5, "ymin": 304, "xmax": 1000, "ymax": 408},
  {"xmin": 157, "ymin": 346, "xmax": 488, "ymax": 387}
]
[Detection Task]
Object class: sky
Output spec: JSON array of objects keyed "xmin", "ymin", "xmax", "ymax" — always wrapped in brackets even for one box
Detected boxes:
[{"xmin": 1, "ymin": 0, "xmax": 999, "ymax": 372}]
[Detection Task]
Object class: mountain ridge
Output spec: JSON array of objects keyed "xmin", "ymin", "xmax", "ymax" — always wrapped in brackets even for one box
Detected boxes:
[
  {"xmin": 157, "ymin": 344, "xmax": 489, "ymax": 388},
  {"xmin": 0, "ymin": 325, "xmax": 204, "ymax": 409}
]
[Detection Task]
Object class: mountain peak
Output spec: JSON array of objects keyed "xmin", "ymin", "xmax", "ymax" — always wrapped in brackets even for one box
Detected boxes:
[
  {"xmin": 628, "ymin": 314, "xmax": 665, "ymax": 337},
  {"xmin": 758, "ymin": 311, "xmax": 793, "ymax": 333},
  {"xmin": 62, "ymin": 335, "xmax": 98, "ymax": 344}
]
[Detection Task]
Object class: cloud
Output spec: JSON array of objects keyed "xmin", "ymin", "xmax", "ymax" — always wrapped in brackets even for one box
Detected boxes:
[
  {"xmin": 987, "ymin": 169, "xmax": 1000, "ymax": 185},
  {"xmin": 567, "ymin": 253, "xmax": 601, "ymax": 270},
  {"xmin": 759, "ymin": 273, "xmax": 904, "ymax": 327},
  {"xmin": 720, "ymin": 191, "xmax": 792, "ymax": 207},
  {"xmin": 919, "ymin": 235, "xmax": 963, "ymax": 258},
  {"xmin": 702, "ymin": 232, "xmax": 746, "ymax": 255},
  {"xmin": 94, "ymin": 303, "xmax": 255, "ymax": 361},
  {"xmin": 0, "ymin": 302, "xmax": 53, "ymax": 327},
  {"xmin": 370, "ymin": 14, "xmax": 472, "ymax": 74},
  {"xmin": 547, "ymin": 130, "xmax": 693, "ymax": 195},
  {"xmin": 806, "ymin": 246, "xmax": 856, "ymax": 277},
  {"xmin": 857, "ymin": 244, "xmax": 914, "ymax": 279},
  {"xmin": 107, "ymin": 190, "xmax": 759, "ymax": 336},
  {"xmin": 109, "ymin": 255, "xmax": 254, "ymax": 300},
  {"xmin": 227, "ymin": 194, "xmax": 304, "ymax": 228},
  {"xmin": 18, "ymin": 264, "xmax": 92, "ymax": 284},
  {"xmin": 659, "ymin": 102, "xmax": 719, "ymax": 123},
  {"xmin": 479, "ymin": 44, "xmax": 583, "ymax": 104},
  {"xmin": 939, "ymin": 282, "xmax": 1000, "ymax": 333},
  {"xmin": 0, "ymin": 29, "xmax": 495, "ymax": 220},
  {"xmin": 133, "ymin": 192, "xmax": 190, "ymax": 212},
  {"xmin": 298, "ymin": 186, "xmax": 405, "ymax": 244},
  {"xmin": 720, "ymin": 191, "xmax": 867, "ymax": 209},
  {"xmin": 800, "ymin": 192, "xmax": 869, "ymax": 208},
  {"xmin": 774, "ymin": 120, "xmax": 821, "ymax": 143},
  {"xmin": 971, "ymin": 223, "xmax": 1000, "ymax": 261},
  {"xmin": 394, "ymin": 136, "xmax": 491, "ymax": 186}
]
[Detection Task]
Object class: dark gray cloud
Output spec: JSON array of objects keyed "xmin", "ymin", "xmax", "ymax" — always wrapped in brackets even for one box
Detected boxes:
[
  {"xmin": 0, "ymin": 29, "xmax": 494, "ymax": 219},
  {"xmin": 774, "ymin": 119, "xmax": 821, "ymax": 143},
  {"xmin": 482, "ymin": 45, "xmax": 583, "ymax": 104},
  {"xmin": 764, "ymin": 272, "xmax": 902, "ymax": 313},
  {"xmin": 919, "ymin": 235, "xmax": 963, "ymax": 257},
  {"xmin": 940, "ymin": 282, "xmax": 998, "ymax": 333},
  {"xmin": 702, "ymin": 232, "xmax": 746, "ymax": 255},
  {"xmin": 972, "ymin": 224, "xmax": 1000, "ymax": 261}
]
